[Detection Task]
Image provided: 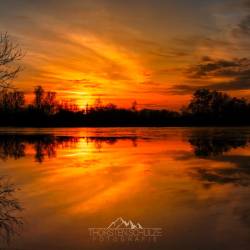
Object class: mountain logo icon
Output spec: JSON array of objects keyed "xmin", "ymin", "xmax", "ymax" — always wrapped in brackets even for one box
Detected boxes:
[
  {"xmin": 89, "ymin": 217, "xmax": 162, "ymax": 241},
  {"xmin": 107, "ymin": 217, "xmax": 143, "ymax": 229}
]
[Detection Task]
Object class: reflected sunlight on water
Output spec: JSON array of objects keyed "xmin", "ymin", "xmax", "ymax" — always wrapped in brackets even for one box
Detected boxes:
[{"xmin": 0, "ymin": 128, "xmax": 249, "ymax": 250}]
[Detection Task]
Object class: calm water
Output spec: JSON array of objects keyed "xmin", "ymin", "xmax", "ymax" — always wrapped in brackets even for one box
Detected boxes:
[{"xmin": 0, "ymin": 127, "xmax": 250, "ymax": 250}]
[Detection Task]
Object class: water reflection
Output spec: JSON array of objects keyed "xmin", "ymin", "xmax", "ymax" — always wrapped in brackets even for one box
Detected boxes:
[
  {"xmin": 1, "ymin": 131, "xmax": 250, "ymax": 186},
  {"xmin": 188, "ymin": 129, "xmax": 250, "ymax": 157},
  {"xmin": 86, "ymin": 136, "xmax": 138, "ymax": 150},
  {"xmin": 0, "ymin": 128, "xmax": 249, "ymax": 250},
  {"xmin": 0, "ymin": 134, "xmax": 79, "ymax": 163},
  {"xmin": 187, "ymin": 129, "xmax": 250, "ymax": 186},
  {"xmin": 0, "ymin": 176, "xmax": 23, "ymax": 244},
  {"xmin": 192, "ymin": 155, "xmax": 250, "ymax": 186},
  {"xmin": 0, "ymin": 134, "xmax": 138, "ymax": 162}
]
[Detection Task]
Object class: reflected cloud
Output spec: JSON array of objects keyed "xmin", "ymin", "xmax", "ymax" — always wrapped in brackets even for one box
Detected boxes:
[
  {"xmin": 187, "ymin": 129, "xmax": 250, "ymax": 186},
  {"xmin": 191, "ymin": 163, "xmax": 250, "ymax": 186},
  {"xmin": 0, "ymin": 128, "xmax": 250, "ymax": 249},
  {"xmin": 234, "ymin": 206, "xmax": 250, "ymax": 228},
  {"xmin": 86, "ymin": 136, "xmax": 137, "ymax": 150}
]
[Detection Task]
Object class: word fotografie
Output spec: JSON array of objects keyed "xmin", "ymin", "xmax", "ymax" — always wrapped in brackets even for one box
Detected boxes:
[{"xmin": 89, "ymin": 217, "xmax": 162, "ymax": 242}]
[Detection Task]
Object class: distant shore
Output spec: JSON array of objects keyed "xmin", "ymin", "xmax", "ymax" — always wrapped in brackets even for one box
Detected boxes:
[{"xmin": 1, "ymin": 87, "xmax": 250, "ymax": 127}]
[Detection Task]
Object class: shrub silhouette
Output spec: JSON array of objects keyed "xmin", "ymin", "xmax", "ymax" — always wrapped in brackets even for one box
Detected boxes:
[{"xmin": 0, "ymin": 87, "xmax": 250, "ymax": 126}]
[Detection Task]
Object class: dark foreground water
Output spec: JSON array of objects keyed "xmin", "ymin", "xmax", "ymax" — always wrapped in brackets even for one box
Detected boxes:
[{"xmin": 0, "ymin": 127, "xmax": 249, "ymax": 250}]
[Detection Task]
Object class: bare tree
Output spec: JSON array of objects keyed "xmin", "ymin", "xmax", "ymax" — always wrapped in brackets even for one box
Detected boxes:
[
  {"xmin": 0, "ymin": 176, "xmax": 23, "ymax": 244},
  {"xmin": 0, "ymin": 33, "xmax": 23, "ymax": 89}
]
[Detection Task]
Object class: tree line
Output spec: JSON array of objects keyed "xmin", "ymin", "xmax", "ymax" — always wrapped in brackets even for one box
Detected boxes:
[
  {"xmin": 1, "ymin": 32, "xmax": 250, "ymax": 126},
  {"xmin": 0, "ymin": 86, "xmax": 250, "ymax": 126}
]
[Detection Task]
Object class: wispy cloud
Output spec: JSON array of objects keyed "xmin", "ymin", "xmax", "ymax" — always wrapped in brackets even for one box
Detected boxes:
[{"xmin": 1, "ymin": 0, "xmax": 250, "ymax": 108}]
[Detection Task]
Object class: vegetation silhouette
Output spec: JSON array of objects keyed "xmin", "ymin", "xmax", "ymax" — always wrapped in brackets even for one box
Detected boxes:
[
  {"xmin": 1, "ymin": 86, "xmax": 250, "ymax": 126},
  {"xmin": 182, "ymin": 89, "xmax": 250, "ymax": 125},
  {"xmin": 0, "ymin": 33, "xmax": 23, "ymax": 89},
  {"xmin": 0, "ymin": 176, "xmax": 23, "ymax": 245},
  {"xmin": 2, "ymin": 32, "xmax": 250, "ymax": 127}
]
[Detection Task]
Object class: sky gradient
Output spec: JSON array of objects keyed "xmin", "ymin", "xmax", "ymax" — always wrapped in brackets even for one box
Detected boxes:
[{"xmin": 1, "ymin": 0, "xmax": 250, "ymax": 109}]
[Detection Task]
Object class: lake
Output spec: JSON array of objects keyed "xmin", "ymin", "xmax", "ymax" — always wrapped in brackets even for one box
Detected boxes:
[{"xmin": 0, "ymin": 127, "xmax": 249, "ymax": 250}]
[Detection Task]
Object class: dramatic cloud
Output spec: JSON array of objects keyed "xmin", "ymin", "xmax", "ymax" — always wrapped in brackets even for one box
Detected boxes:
[
  {"xmin": 170, "ymin": 57, "xmax": 250, "ymax": 93},
  {"xmin": 235, "ymin": 15, "xmax": 250, "ymax": 36},
  {"xmin": 187, "ymin": 58, "xmax": 250, "ymax": 79},
  {"xmin": 232, "ymin": 0, "xmax": 250, "ymax": 38},
  {"xmin": 1, "ymin": 0, "xmax": 250, "ymax": 108}
]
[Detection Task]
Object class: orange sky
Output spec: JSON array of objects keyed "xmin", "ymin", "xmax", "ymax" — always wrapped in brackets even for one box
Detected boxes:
[{"xmin": 1, "ymin": 0, "xmax": 250, "ymax": 109}]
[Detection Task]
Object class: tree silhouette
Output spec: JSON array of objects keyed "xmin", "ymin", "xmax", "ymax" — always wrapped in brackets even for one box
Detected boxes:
[
  {"xmin": 0, "ymin": 89, "xmax": 25, "ymax": 113},
  {"xmin": 33, "ymin": 86, "xmax": 45, "ymax": 111},
  {"xmin": 33, "ymin": 86, "xmax": 58, "ymax": 116},
  {"xmin": 183, "ymin": 88, "xmax": 250, "ymax": 124},
  {"xmin": 0, "ymin": 33, "xmax": 23, "ymax": 89},
  {"xmin": 1, "ymin": 86, "xmax": 250, "ymax": 126},
  {"xmin": 0, "ymin": 176, "xmax": 23, "ymax": 244}
]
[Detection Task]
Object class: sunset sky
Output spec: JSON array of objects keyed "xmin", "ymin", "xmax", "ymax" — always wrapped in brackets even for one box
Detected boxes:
[{"xmin": 1, "ymin": 0, "xmax": 250, "ymax": 109}]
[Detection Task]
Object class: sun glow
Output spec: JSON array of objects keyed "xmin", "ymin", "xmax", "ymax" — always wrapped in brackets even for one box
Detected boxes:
[{"xmin": 69, "ymin": 33, "xmax": 146, "ymax": 83}]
